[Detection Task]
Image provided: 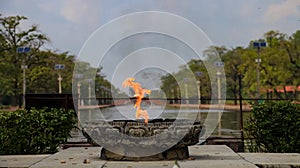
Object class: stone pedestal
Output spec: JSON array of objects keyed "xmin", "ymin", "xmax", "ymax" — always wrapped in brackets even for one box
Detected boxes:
[
  {"xmin": 100, "ymin": 146, "xmax": 189, "ymax": 161},
  {"xmin": 82, "ymin": 119, "xmax": 204, "ymax": 161}
]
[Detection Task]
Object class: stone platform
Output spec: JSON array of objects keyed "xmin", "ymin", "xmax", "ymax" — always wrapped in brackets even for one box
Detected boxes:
[{"xmin": 1, "ymin": 145, "xmax": 300, "ymax": 168}]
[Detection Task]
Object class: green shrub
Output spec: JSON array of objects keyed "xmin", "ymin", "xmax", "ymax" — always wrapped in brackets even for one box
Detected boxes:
[
  {"xmin": 0, "ymin": 108, "xmax": 77, "ymax": 154},
  {"xmin": 244, "ymin": 101, "xmax": 300, "ymax": 152}
]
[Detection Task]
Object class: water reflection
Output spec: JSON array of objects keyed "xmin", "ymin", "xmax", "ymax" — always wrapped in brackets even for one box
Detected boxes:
[{"xmin": 78, "ymin": 105, "xmax": 247, "ymax": 138}]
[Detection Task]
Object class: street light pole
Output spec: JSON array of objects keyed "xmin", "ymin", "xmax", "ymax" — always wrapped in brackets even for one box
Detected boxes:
[
  {"xmin": 55, "ymin": 64, "xmax": 65, "ymax": 93},
  {"xmin": 74, "ymin": 73, "xmax": 83, "ymax": 107},
  {"xmin": 196, "ymin": 80, "xmax": 201, "ymax": 105},
  {"xmin": 214, "ymin": 61, "xmax": 224, "ymax": 136},
  {"xmin": 253, "ymin": 41, "xmax": 266, "ymax": 99},
  {"xmin": 22, "ymin": 61, "xmax": 27, "ymax": 108},
  {"xmin": 87, "ymin": 79, "xmax": 92, "ymax": 105},
  {"xmin": 58, "ymin": 73, "xmax": 62, "ymax": 93},
  {"xmin": 216, "ymin": 70, "xmax": 222, "ymax": 136},
  {"xmin": 216, "ymin": 71, "xmax": 222, "ymax": 105},
  {"xmin": 214, "ymin": 62, "xmax": 224, "ymax": 105},
  {"xmin": 255, "ymin": 57, "xmax": 261, "ymax": 99},
  {"xmin": 77, "ymin": 82, "xmax": 81, "ymax": 107},
  {"xmin": 195, "ymin": 71, "xmax": 203, "ymax": 105},
  {"xmin": 17, "ymin": 47, "xmax": 30, "ymax": 108},
  {"xmin": 184, "ymin": 83, "xmax": 188, "ymax": 104},
  {"xmin": 183, "ymin": 78, "xmax": 189, "ymax": 104},
  {"xmin": 171, "ymin": 89, "xmax": 174, "ymax": 104},
  {"xmin": 176, "ymin": 87, "xmax": 180, "ymax": 104}
]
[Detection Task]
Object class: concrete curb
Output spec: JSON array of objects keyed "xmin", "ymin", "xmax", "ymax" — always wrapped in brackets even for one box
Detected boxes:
[{"xmin": 1, "ymin": 145, "xmax": 299, "ymax": 168}]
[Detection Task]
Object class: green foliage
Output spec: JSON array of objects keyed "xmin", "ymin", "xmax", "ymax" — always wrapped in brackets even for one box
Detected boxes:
[
  {"xmin": 244, "ymin": 101, "xmax": 300, "ymax": 152},
  {"xmin": 26, "ymin": 51, "xmax": 76, "ymax": 94},
  {"xmin": 0, "ymin": 14, "xmax": 113, "ymax": 105},
  {"xmin": 160, "ymin": 29, "xmax": 300, "ymax": 100},
  {"xmin": 1, "ymin": 14, "xmax": 300, "ymax": 103},
  {"xmin": 0, "ymin": 108, "xmax": 77, "ymax": 154},
  {"xmin": 0, "ymin": 14, "xmax": 49, "ymax": 104}
]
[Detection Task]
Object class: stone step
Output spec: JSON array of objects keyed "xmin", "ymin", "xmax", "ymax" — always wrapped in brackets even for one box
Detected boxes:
[{"xmin": 1, "ymin": 145, "xmax": 300, "ymax": 168}]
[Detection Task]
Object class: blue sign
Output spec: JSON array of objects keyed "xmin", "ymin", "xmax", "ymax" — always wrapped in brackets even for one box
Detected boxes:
[
  {"xmin": 17, "ymin": 47, "xmax": 23, "ymax": 53},
  {"xmin": 54, "ymin": 64, "xmax": 65, "ymax": 70},
  {"xmin": 75, "ymin": 74, "xmax": 83, "ymax": 79},
  {"xmin": 24, "ymin": 47, "xmax": 30, "ymax": 52},
  {"xmin": 17, "ymin": 47, "xmax": 30, "ymax": 53},
  {"xmin": 214, "ymin": 61, "xmax": 224, "ymax": 67},
  {"xmin": 253, "ymin": 42, "xmax": 260, "ymax": 47},
  {"xmin": 183, "ymin": 78, "xmax": 189, "ymax": 82},
  {"xmin": 253, "ymin": 41, "xmax": 267, "ymax": 48},
  {"xmin": 260, "ymin": 42, "xmax": 267, "ymax": 47},
  {"xmin": 195, "ymin": 71, "xmax": 203, "ymax": 76}
]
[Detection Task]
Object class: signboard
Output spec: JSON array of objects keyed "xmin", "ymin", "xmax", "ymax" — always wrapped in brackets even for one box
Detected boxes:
[
  {"xmin": 74, "ymin": 74, "xmax": 83, "ymax": 79},
  {"xmin": 195, "ymin": 71, "xmax": 203, "ymax": 76},
  {"xmin": 214, "ymin": 61, "xmax": 224, "ymax": 67},
  {"xmin": 253, "ymin": 41, "xmax": 267, "ymax": 48},
  {"xmin": 54, "ymin": 64, "xmax": 65, "ymax": 70},
  {"xmin": 17, "ymin": 47, "xmax": 30, "ymax": 53}
]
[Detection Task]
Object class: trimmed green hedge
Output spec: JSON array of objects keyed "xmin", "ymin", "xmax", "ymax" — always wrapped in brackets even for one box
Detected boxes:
[
  {"xmin": 244, "ymin": 101, "xmax": 300, "ymax": 152},
  {"xmin": 0, "ymin": 108, "xmax": 77, "ymax": 154}
]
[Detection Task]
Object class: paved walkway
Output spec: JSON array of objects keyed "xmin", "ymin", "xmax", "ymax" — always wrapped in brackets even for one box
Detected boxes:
[{"xmin": 1, "ymin": 145, "xmax": 299, "ymax": 168}]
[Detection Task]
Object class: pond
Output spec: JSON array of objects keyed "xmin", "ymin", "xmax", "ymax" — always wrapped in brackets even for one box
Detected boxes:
[{"xmin": 78, "ymin": 104, "xmax": 251, "ymax": 139}]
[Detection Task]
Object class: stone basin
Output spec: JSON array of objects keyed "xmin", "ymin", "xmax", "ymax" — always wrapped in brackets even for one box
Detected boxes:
[{"xmin": 82, "ymin": 118, "xmax": 204, "ymax": 160}]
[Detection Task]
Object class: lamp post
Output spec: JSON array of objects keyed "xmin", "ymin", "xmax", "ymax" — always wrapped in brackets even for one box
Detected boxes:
[
  {"xmin": 54, "ymin": 64, "xmax": 65, "ymax": 93},
  {"xmin": 214, "ymin": 61, "xmax": 224, "ymax": 136},
  {"xmin": 196, "ymin": 81, "xmax": 201, "ymax": 104},
  {"xmin": 169, "ymin": 83, "xmax": 177, "ymax": 104},
  {"xmin": 176, "ymin": 87, "xmax": 180, "ymax": 104},
  {"xmin": 171, "ymin": 89, "xmax": 174, "ymax": 104},
  {"xmin": 214, "ymin": 61, "xmax": 224, "ymax": 105},
  {"xmin": 58, "ymin": 74, "xmax": 62, "ymax": 93},
  {"xmin": 195, "ymin": 71, "xmax": 203, "ymax": 122},
  {"xmin": 100, "ymin": 85, "xmax": 110, "ymax": 104},
  {"xmin": 253, "ymin": 41, "xmax": 266, "ymax": 99},
  {"xmin": 216, "ymin": 70, "xmax": 222, "ymax": 136},
  {"xmin": 195, "ymin": 71, "xmax": 203, "ymax": 105},
  {"xmin": 183, "ymin": 78, "xmax": 189, "ymax": 104},
  {"xmin": 74, "ymin": 73, "xmax": 83, "ymax": 128},
  {"xmin": 17, "ymin": 47, "xmax": 30, "ymax": 108},
  {"xmin": 216, "ymin": 71, "xmax": 222, "ymax": 105},
  {"xmin": 75, "ymin": 74, "xmax": 83, "ymax": 106},
  {"xmin": 87, "ymin": 79, "xmax": 92, "ymax": 105}
]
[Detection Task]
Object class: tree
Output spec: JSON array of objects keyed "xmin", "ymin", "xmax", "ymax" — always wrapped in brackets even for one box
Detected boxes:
[
  {"xmin": 26, "ymin": 51, "xmax": 75, "ymax": 94},
  {"xmin": 261, "ymin": 30, "xmax": 300, "ymax": 99},
  {"xmin": 160, "ymin": 30, "xmax": 300, "ymax": 101},
  {"xmin": 284, "ymin": 30, "xmax": 300, "ymax": 83},
  {"xmin": 0, "ymin": 14, "xmax": 49, "ymax": 105},
  {"xmin": 222, "ymin": 47, "xmax": 244, "ymax": 104}
]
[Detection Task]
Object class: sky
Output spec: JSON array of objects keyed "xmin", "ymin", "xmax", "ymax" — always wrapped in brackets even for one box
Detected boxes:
[{"xmin": 1, "ymin": 0, "xmax": 300, "ymax": 56}]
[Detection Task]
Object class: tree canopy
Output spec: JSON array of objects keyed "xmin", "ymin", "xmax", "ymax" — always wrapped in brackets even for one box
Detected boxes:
[
  {"xmin": 1, "ymin": 14, "xmax": 299, "ymax": 105},
  {"xmin": 161, "ymin": 30, "xmax": 300, "ymax": 102},
  {"xmin": 0, "ymin": 14, "xmax": 111, "ymax": 105}
]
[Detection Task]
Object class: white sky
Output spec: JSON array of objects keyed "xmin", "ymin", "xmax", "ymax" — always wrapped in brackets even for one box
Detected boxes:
[{"xmin": 1, "ymin": 0, "xmax": 300, "ymax": 56}]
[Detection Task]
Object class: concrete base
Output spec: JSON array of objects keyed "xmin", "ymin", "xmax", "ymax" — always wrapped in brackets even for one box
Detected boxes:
[
  {"xmin": 0, "ymin": 155, "xmax": 50, "ymax": 168},
  {"xmin": 178, "ymin": 145, "xmax": 257, "ymax": 168},
  {"xmin": 1, "ymin": 145, "xmax": 300, "ymax": 168},
  {"xmin": 206, "ymin": 136, "xmax": 244, "ymax": 152},
  {"xmin": 239, "ymin": 153, "xmax": 300, "ymax": 168},
  {"xmin": 100, "ymin": 146, "xmax": 189, "ymax": 161}
]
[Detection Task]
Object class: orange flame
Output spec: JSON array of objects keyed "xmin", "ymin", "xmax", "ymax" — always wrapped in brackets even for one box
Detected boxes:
[{"xmin": 122, "ymin": 78, "xmax": 151, "ymax": 123}]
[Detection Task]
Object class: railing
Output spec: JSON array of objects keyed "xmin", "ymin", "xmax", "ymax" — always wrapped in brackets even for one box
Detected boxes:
[{"xmin": 25, "ymin": 94, "xmax": 297, "ymax": 152}]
